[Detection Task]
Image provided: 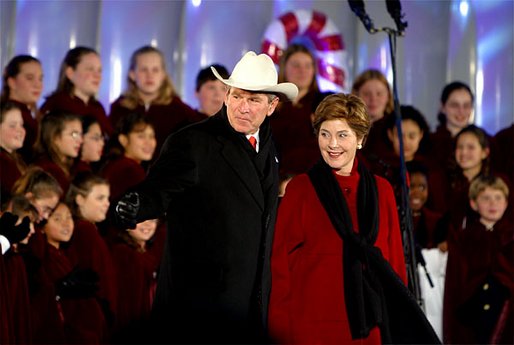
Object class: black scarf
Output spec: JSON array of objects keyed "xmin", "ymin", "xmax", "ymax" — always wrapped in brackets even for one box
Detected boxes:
[{"xmin": 308, "ymin": 159, "xmax": 441, "ymax": 344}]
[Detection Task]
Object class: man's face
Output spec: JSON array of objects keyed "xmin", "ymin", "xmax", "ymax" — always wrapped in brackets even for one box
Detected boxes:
[{"xmin": 224, "ymin": 88, "xmax": 278, "ymax": 135}]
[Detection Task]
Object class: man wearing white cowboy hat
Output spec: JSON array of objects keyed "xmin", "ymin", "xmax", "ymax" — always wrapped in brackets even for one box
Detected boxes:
[{"xmin": 114, "ymin": 51, "xmax": 298, "ymax": 343}]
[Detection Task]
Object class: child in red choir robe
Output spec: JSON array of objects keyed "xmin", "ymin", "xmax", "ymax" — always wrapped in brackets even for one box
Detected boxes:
[
  {"xmin": 194, "ymin": 64, "xmax": 229, "ymax": 118},
  {"xmin": 109, "ymin": 45, "xmax": 202, "ymax": 155},
  {"xmin": 101, "ymin": 112, "xmax": 157, "ymax": 202},
  {"xmin": 351, "ymin": 69, "xmax": 395, "ymax": 168},
  {"xmin": 31, "ymin": 202, "xmax": 106, "ymax": 344},
  {"xmin": 1, "ymin": 55, "xmax": 43, "ymax": 162},
  {"xmin": 376, "ymin": 105, "xmax": 449, "ymax": 213},
  {"xmin": 1, "ymin": 196, "xmax": 37, "ymax": 344},
  {"xmin": 271, "ymin": 44, "xmax": 332, "ymax": 178},
  {"xmin": 110, "ymin": 219, "xmax": 159, "ymax": 343},
  {"xmin": 72, "ymin": 115, "xmax": 105, "ymax": 176},
  {"xmin": 444, "ymin": 175, "xmax": 513, "ymax": 344},
  {"xmin": 430, "ymin": 82, "xmax": 475, "ymax": 174},
  {"xmin": 65, "ymin": 172, "xmax": 117, "ymax": 332},
  {"xmin": 33, "ymin": 111, "xmax": 83, "ymax": 194},
  {"xmin": 41, "ymin": 46, "xmax": 113, "ymax": 136},
  {"xmin": 407, "ymin": 161, "xmax": 443, "ymax": 249},
  {"xmin": 0, "ymin": 101, "xmax": 27, "ymax": 203}
]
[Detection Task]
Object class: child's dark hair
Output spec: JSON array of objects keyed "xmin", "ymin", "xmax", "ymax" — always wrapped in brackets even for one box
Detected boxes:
[
  {"xmin": 386, "ymin": 105, "xmax": 431, "ymax": 154},
  {"xmin": 105, "ymin": 112, "xmax": 154, "ymax": 158},
  {"xmin": 195, "ymin": 64, "xmax": 229, "ymax": 92},
  {"xmin": 437, "ymin": 81, "xmax": 474, "ymax": 127}
]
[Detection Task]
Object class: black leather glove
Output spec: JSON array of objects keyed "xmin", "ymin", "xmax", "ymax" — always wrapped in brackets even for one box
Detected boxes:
[
  {"xmin": 56, "ymin": 267, "xmax": 99, "ymax": 299},
  {"xmin": 114, "ymin": 192, "xmax": 140, "ymax": 230},
  {"xmin": 0, "ymin": 212, "xmax": 31, "ymax": 244}
]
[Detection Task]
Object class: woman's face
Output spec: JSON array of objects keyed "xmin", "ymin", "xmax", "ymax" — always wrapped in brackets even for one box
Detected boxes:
[
  {"xmin": 128, "ymin": 219, "xmax": 158, "ymax": 247},
  {"xmin": 81, "ymin": 122, "xmax": 104, "ymax": 163},
  {"xmin": 129, "ymin": 52, "xmax": 166, "ymax": 99},
  {"xmin": 409, "ymin": 172, "xmax": 428, "ymax": 212},
  {"xmin": 356, "ymin": 79, "xmax": 390, "ymax": 122},
  {"xmin": 76, "ymin": 184, "xmax": 110, "ymax": 223},
  {"xmin": 54, "ymin": 120, "xmax": 83, "ymax": 160},
  {"xmin": 121, "ymin": 125, "xmax": 157, "ymax": 163},
  {"xmin": 43, "ymin": 203, "xmax": 74, "ymax": 248},
  {"xmin": 441, "ymin": 89, "xmax": 473, "ymax": 132},
  {"xmin": 66, "ymin": 53, "xmax": 102, "ymax": 100},
  {"xmin": 318, "ymin": 119, "xmax": 362, "ymax": 176},
  {"xmin": 7, "ymin": 61, "xmax": 43, "ymax": 105},
  {"xmin": 388, "ymin": 119, "xmax": 423, "ymax": 161},
  {"xmin": 0, "ymin": 108, "xmax": 26, "ymax": 153},
  {"xmin": 455, "ymin": 132, "xmax": 488, "ymax": 172},
  {"xmin": 284, "ymin": 52, "xmax": 315, "ymax": 93}
]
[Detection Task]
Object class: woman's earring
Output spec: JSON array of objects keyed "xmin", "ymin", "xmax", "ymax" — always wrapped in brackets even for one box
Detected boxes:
[{"xmin": 357, "ymin": 144, "xmax": 363, "ymax": 150}]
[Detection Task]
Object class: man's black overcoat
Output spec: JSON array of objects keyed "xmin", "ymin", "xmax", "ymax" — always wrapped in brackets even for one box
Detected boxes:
[{"xmin": 131, "ymin": 107, "xmax": 279, "ymax": 343}]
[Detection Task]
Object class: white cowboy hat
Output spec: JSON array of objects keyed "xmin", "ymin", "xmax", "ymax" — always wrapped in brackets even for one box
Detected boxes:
[{"xmin": 211, "ymin": 51, "xmax": 298, "ymax": 101}]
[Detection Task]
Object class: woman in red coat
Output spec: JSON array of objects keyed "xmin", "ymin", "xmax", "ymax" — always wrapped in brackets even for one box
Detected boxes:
[
  {"xmin": 41, "ymin": 47, "xmax": 112, "ymax": 136},
  {"xmin": 109, "ymin": 45, "xmax": 201, "ymax": 155},
  {"xmin": 1, "ymin": 55, "xmax": 43, "ymax": 162},
  {"xmin": 269, "ymin": 94, "xmax": 437, "ymax": 344}
]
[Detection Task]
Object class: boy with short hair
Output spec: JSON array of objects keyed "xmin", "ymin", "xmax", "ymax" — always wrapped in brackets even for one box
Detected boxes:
[{"xmin": 443, "ymin": 175, "xmax": 513, "ymax": 344}]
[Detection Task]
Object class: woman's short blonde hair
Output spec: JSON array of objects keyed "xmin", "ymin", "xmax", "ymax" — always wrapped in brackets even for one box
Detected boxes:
[{"xmin": 312, "ymin": 93, "xmax": 371, "ymax": 142}]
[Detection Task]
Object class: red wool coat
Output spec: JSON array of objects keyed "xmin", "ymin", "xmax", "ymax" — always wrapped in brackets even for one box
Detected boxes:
[
  {"xmin": 0, "ymin": 148, "xmax": 22, "ymax": 201},
  {"xmin": 269, "ymin": 167, "xmax": 407, "ymax": 344},
  {"xmin": 101, "ymin": 156, "xmax": 146, "ymax": 202},
  {"xmin": 34, "ymin": 156, "xmax": 71, "ymax": 194}
]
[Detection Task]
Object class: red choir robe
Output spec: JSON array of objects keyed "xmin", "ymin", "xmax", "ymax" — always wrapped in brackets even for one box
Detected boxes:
[
  {"xmin": 110, "ymin": 240, "xmax": 158, "ymax": 341},
  {"xmin": 41, "ymin": 91, "xmax": 113, "ymax": 136},
  {"xmin": 413, "ymin": 207, "xmax": 443, "ymax": 249},
  {"xmin": 268, "ymin": 161, "xmax": 407, "ymax": 344},
  {"xmin": 3, "ymin": 248, "xmax": 31, "ymax": 344},
  {"xmin": 0, "ymin": 148, "xmax": 23, "ymax": 202},
  {"xmin": 30, "ymin": 240, "xmax": 106, "ymax": 344},
  {"xmin": 101, "ymin": 155, "xmax": 146, "ymax": 202},
  {"xmin": 65, "ymin": 219, "xmax": 118, "ymax": 326},
  {"xmin": 270, "ymin": 91, "xmax": 324, "ymax": 176},
  {"xmin": 443, "ymin": 214, "xmax": 514, "ymax": 344},
  {"xmin": 109, "ymin": 96, "xmax": 202, "ymax": 156},
  {"xmin": 33, "ymin": 156, "xmax": 71, "ymax": 194}
]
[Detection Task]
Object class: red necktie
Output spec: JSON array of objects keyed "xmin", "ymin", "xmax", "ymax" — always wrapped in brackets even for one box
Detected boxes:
[{"xmin": 248, "ymin": 136, "xmax": 257, "ymax": 151}]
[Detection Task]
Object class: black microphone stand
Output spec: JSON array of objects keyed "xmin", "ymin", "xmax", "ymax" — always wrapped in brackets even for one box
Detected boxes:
[{"xmin": 349, "ymin": 1, "xmax": 425, "ymax": 309}]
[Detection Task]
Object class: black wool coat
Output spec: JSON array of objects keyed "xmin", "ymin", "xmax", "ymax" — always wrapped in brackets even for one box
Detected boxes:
[{"xmin": 131, "ymin": 106, "xmax": 279, "ymax": 343}]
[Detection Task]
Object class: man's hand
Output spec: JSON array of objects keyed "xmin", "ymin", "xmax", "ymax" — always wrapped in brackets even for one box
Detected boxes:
[
  {"xmin": 0, "ymin": 212, "xmax": 31, "ymax": 244},
  {"xmin": 114, "ymin": 192, "xmax": 140, "ymax": 230}
]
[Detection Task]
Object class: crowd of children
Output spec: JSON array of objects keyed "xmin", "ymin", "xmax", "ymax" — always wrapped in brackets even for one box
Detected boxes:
[{"xmin": 0, "ymin": 43, "xmax": 512, "ymax": 344}]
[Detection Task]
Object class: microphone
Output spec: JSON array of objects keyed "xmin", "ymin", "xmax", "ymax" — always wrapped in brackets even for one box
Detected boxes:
[
  {"xmin": 386, "ymin": 0, "xmax": 408, "ymax": 33},
  {"xmin": 348, "ymin": 0, "xmax": 377, "ymax": 33}
]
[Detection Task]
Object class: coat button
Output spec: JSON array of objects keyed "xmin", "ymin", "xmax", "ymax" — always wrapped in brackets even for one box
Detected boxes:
[
  {"xmin": 483, "ymin": 283, "xmax": 489, "ymax": 290},
  {"xmin": 483, "ymin": 304, "xmax": 490, "ymax": 311}
]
